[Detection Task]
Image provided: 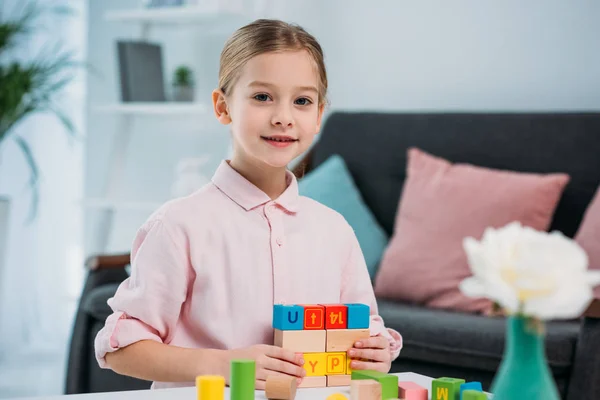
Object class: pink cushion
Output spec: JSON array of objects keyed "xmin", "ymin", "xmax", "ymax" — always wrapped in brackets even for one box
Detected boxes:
[
  {"xmin": 575, "ymin": 187, "xmax": 600, "ymax": 295},
  {"xmin": 374, "ymin": 148, "xmax": 570, "ymax": 313}
]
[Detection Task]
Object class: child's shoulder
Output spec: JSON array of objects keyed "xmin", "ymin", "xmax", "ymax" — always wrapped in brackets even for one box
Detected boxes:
[
  {"xmin": 143, "ymin": 182, "xmax": 222, "ymax": 227},
  {"xmin": 297, "ymin": 195, "xmax": 353, "ymax": 232}
]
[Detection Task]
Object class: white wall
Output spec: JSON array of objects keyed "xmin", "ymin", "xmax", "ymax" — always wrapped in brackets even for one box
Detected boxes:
[
  {"xmin": 85, "ymin": 0, "xmax": 600, "ymax": 254},
  {"xmin": 0, "ymin": 0, "xmax": 86, "ymax": 357}
]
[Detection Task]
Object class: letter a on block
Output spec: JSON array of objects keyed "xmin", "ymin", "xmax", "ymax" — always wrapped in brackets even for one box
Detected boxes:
[{"xmin": 273, "ymin": 304, "xmax": 304, "ymax": 330}]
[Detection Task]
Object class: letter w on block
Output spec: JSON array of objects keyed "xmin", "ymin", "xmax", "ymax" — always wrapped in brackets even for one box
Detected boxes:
[{"xmin": 437, "ymin": 387, "xmax": 448, "ymax": 400}]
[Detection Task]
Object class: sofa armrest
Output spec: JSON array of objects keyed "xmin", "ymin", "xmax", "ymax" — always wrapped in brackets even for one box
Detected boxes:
[
  {"xmin": 85, "ymin": 253, "xmax": 131, "ymax": 271},
  {"xmin": 64, "ymin": 254, "xmax": 131, "ymax": 394},
  {"xmin": 565, "ymin": 298, "xmax": 600, "ymax": 400}
]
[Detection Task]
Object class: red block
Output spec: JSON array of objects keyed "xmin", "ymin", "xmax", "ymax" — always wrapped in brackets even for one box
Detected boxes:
[
  {"xmin": 302, "ymin": 304, "xmax": 325, "ymax": 330},
  {"xmin": 322, "ymin": 304, "xmax": 348, "ymax": 329}
]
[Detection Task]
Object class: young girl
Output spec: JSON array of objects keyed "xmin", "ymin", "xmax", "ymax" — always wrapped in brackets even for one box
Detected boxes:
[{"xmin": 95, "ymin": 18, "xmax": 402, "ymax": 390}]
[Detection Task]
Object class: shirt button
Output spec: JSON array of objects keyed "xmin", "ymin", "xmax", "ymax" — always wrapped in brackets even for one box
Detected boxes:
[{"xmin": 276, "ymin": 237, "xmax": 283, "ymax": 246}]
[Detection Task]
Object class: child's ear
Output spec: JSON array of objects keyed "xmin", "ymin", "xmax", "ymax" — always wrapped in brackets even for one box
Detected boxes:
[
  {"xmin": 315, "ymin": 102, "xmax": 325, "ymax": 134},
  {"xmin": 212, "ymin": 89, "xmax": 232, "ymax": 125}
]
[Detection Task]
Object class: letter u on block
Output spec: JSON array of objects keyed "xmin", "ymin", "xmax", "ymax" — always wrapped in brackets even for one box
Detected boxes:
[{"xmin": 273, "ymin": 304, "xmax": 304, "ymax": 330}]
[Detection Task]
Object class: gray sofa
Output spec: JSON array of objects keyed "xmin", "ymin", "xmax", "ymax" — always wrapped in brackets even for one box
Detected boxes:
[{"xmin": 65, "ymin": 111, "xmax": 600, "ymax": 399}]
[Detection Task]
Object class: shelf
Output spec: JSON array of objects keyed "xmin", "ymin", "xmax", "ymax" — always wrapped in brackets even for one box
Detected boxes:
[
  {"xmin": 82, "ymin": 198, "xmax": 163, "ymax": 212},
  {"xmin": 105, "ymin": 5, "xmax": 244, "ymax": 25},
  {"xmin": 94, "ymin": 102, "xmax": 208, "ymax": 116}
]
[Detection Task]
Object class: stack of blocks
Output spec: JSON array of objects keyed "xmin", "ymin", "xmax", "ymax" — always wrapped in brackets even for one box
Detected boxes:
[{"xmin": 273, "ymin": 303, "xmax": 371, "ymax": 388}]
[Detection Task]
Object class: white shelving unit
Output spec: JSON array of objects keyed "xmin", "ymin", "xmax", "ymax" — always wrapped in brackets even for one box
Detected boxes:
[
  {"xmin": 88, "ymin": 4, "xmax": 245, "ymax": 253},
  {"xmin": 94, "ymin": 102, "xmax": 208, "ymax": 115}
]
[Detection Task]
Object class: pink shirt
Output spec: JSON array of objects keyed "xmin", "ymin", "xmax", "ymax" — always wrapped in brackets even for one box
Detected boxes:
[{"xmin": 95, "ymin": 160, "xmax": 403, "ymax": 389}]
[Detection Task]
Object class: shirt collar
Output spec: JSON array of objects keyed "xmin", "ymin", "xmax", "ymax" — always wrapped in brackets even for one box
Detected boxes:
[{"xmin": 211, "ymin": 160, "xmax": 299, "ymax": 213}]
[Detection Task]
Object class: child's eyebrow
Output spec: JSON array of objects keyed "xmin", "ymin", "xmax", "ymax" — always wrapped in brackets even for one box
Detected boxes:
[{"xmin": 248, "ymin": 80, "xmax": 318, "ymax": 94}]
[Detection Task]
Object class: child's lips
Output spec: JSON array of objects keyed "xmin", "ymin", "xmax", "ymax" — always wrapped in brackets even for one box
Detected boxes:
[{"xmin": 261, "ymin": 136, "xmax": 298, "ymax": 148}]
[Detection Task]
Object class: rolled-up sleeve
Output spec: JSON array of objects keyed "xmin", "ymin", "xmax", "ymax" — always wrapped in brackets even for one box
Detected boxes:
[
  {"xmin": 340, "ymin": 223, "xmax": 403, "ymax": 361},
  {"xmin": 94, "ymin": 215, "xmax": 192, "ymax": 368}
]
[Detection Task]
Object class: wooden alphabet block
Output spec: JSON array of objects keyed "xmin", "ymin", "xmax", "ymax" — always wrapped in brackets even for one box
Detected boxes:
[
  {"xmin": 273, "ymin": 304, "xmax": 304, "ymax": 330},
  {"xmin": 398, "ymin": 381, "xmax": 428, "ymax": 400},
  {"xmin": 326, "ymin": 328, "xmax": 370, "ymax": 352},
  {"xmin": 346, "ymin": 356, "xmax": 353, "ymax": 374},
  {"xmin": 327, "ymin": 374, "xmax": 351, "ymax": 387},
  {"xmin": 322, "ymin": 304, "xmax": 348, "ymax": 329},
  {"xmin": 196, "ymin": 375, "xmax": 225, "ymax": 400},
  {"xmin": 298, "ymin": 376, "xmax": 326, "ymax": 388},
  {"xmin": 350, "ymin": 379, "xmax": 381, "ymax": 400},
  {"xmin": 302, "ymin": 352, "xmax": 327, "ymax": 376},
  {"xmin": 461, "ymin": 390, "xmax": 487, "ymax": 400},
  {"xmin": 325, "ymin": 352, "xmax": 346, "ymax": 375},
  {"xmin": 301, "ymin": 304, "xmax": 325, "ymax": 330},
  {"xmin": 345, "ymin": 303, "xmax": 370, "ymax": 329},
  {"xmin": 265, "ymin": 375, "xmax": 297, "ymax": 400},
  {"xmin": 351, "ymin": 370, "xmax": 398, "ymax": 400},
  {"xmin": 459, "ymin": 381, "xmax": 482, "ymax": 398},
  {"xmin": 274, "ymin": 329, "xmax": 326, "ymax": 352},
  {"xmin": 431, "ymin": 377, "xmax": 465, "ymax": 400}
]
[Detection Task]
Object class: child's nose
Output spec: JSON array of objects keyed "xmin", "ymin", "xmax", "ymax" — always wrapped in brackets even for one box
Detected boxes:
[{"xmin": 271, "ymin": 105, "xmax": 294, "ymax": 127}]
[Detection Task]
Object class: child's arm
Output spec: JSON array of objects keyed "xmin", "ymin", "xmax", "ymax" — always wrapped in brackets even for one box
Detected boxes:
[
  {"xmin": 95, "ymin": 215, "xmax": 305, "ymax": 387},
  {"xmin": 105, "ymin": 340, "xmax": 226, "ymax": 382}
]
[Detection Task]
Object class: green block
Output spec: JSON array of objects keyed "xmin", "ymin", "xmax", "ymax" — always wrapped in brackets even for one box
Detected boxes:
[
  {"xmin": 462, "ymin": 389, "xmax": 487, "ymax": 400},
  {"xmin": 351, "ymin": 370, "xmax": 398, "ymax": 399},
  {"xmin": 230, "ymin": 359, "xmax": 255, "ymax": 400},
  {"xmin": 432, "ymin": 377, "xmax": 466, "ymax": 400}
]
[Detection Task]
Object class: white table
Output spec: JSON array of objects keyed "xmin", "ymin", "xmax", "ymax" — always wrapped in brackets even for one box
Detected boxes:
[{"xmin": 16, "ymin": 373, "xmax": 440, "ymax": 400}]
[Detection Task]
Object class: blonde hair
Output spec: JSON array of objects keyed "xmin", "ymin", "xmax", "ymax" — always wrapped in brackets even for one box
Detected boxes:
[{"xmin": 218, "ymin": 19, "xmax": 328, "ymax": 106}]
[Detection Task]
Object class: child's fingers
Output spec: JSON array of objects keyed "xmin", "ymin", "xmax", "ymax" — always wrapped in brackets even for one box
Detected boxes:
[
  {"xmin": 266, "ymin": 346, "xmax": 304, "ymax": 366},
  {"xmin": 350, "ymin": 359, "xmax": 386, "ymax": 373},
  {"xmin": 347, "ymin": 348, "xmax": 388, "ymax": 363},
  {"xmin": 263, "ymin": 356, "xmax": 306, "ymax": 378},
  {"xmin": 354, "ymin": 336, "xmax": 388, "ymax": 350}
]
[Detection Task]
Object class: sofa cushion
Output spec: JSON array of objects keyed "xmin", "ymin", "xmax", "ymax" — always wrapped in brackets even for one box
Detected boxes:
[
  {"xmin": 575, "ymin": 186, "xmax": 600, "ymax": 279},
  {"xmin": 377, "ymin": 299, "xmax": 579, "ymax": 377},
  {"xmin": 374, "ymin": 148, "xmax": 569, "ymax": 313},
  {"xmin": 83, "ymin": 283, "xmax": 120, "ymax": 321},
  {"xmin": 311, "ymin": 112, "xmax": 600, "ymax": 239},
  {"xmin": 298, "ymin": 154, "xmax": 389, "ymax": 279}
]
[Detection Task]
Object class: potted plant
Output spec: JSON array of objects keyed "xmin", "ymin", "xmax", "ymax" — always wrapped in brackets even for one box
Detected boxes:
[
  {"xmin": 0, "ymin": 3, "xmax": 78, "ymax": 221},
  {"xmin": 172, "ymin": 65, "xmax": 194, "ymax": 102}
]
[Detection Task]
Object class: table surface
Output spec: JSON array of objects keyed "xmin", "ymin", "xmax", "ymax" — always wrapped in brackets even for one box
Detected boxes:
[{"xmin": 18, "ymin": 372, "xmax": 450, "ymax": 400}]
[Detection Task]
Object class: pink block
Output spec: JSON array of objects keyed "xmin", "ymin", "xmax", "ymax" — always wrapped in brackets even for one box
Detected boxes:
[{"xmin": 398, "ymin": 381, "xmax": 427, "ymax": 400}]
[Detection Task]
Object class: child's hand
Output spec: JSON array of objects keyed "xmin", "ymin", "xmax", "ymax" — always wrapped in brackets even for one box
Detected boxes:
[
  {"xmin": 225, "ymin": 344, "xmax": 306, "ymax": 389},
  {"xmin": 347, "ymin": 335, "xmax": 392, "ymax": 373}
]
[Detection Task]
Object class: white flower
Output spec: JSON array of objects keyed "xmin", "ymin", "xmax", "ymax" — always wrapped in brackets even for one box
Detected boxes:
[{"xmin": 459, "ymin": 221, "xmax": 600, "ymax": 320}]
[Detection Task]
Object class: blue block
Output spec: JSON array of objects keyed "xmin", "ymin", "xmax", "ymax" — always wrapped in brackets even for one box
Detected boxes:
[
  {"xmin": 273, "ymin": 304, "xmax": 304, "ymax": 330},
  {"xmin": 345, "ymin": 303, "xmax": 370, "ymax": 329},
  {"xmin": 460, "ymin": 382, "xmax": 483, "ymax": 399}
]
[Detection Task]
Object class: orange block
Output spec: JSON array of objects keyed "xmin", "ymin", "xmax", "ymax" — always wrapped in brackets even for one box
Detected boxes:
[
  {"xmin": 322, "ymin": 304, "xmax": 348, "ymax": 329},
  {"xmin": 302, "ymin": 304, "xmax": 325, "ymax": 330}
]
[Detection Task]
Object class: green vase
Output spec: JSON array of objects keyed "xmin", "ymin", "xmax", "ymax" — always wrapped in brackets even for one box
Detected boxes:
[{"xmin": 490, "ymin": 315, "xmax": 560, "ymax": 399}]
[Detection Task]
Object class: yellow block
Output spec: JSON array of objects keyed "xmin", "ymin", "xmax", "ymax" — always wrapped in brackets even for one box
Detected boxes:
[
  {"xmin": 196, "ymin": 375, "xmax": 225, "ymax": 400},
  {"xmin": 346, "ymin": 356, "xmax": 353, "ymax": 374},
  {"xmin": 326, "ymin": 352, "xmax": 346, "ymax": 375},
  {"xmin": 326, "ymin": 393, "xmax": 349, "ymax": 400},
  {"xmin": 303, "ymin": 352, "xmax": 327, "ymax": 376}
]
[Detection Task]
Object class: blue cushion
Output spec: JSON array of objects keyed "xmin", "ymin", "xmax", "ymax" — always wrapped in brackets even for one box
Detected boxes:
[{"xmin": 298, "ymin": 154, "xmax": 389, "ymax": 279}]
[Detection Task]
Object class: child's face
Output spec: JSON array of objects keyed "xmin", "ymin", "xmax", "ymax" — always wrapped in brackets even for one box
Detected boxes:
[{"xmin": 214, "ymin": 50, "xmax": 325, "ymax": 170}]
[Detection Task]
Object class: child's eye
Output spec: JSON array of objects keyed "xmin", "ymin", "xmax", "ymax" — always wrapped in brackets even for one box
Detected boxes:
[
  {"xmin": 295, "ymin": 97, "xmax": 312, "ymax": 106},
  {"xmin": 253, "ymin": 93, "xmax": 271, "ymax": 102}
]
